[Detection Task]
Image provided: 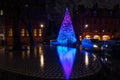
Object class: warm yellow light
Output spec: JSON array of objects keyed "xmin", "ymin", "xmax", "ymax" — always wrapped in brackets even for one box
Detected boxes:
[
  {"xmin": 21, "ymin": 29, "xmax": 25, "ymax": 36},
  {"xmin": 22, "ymin": 51, "xmax": 25, "ymax": 59},
  {"xmin": 26, "ymin": 31, "xmax": 29, "ymax": 36},
  {"xmin": 85, "ymin": 52, "xmax": 89, "ymax": 67},
  {"xmin": 102, "ymin": 35, "xmax": 110, "ymax": 41},
  {"xmin": 85, "ymin": 35, "xmax": 91, "ymax": 39},
  {"xmin": 39, "ymin": 29, "xmax": 42, "ymax": 36},
  {"xmin": 27, "ymin": 46, "xmax": 30, "ymax": 58},
  {"xmin": 40, "ymin": 54, "xmax": 44, "ymax": 68},
  {"xmin": 93, "ymin": 35, "xmax": 100, "ymax": 40},
  {"xmin": 39, "ymin": 46, "xmax": 44, "ymax": 69},
  {"xmin": 8, "ymin": 28, "xmax": 13, "ymax": 37},
  {"xmin": 33, "ymin": 29, "xmax": 37, "ymax": 36},
  {"xmin": 39, "ymin": 46, "xmax": 42, "ymax": 54}
]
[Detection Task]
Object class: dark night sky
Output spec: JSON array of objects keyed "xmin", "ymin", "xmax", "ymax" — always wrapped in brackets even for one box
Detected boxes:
[
  {"xmin": 54, "ymin": 0, "xmax": 120, "ymax": 15},
  {"xmin": 0, "ymin": 0, "xmax": 120, "ymax": 9},
  {"xmin": 76, "ymin": 0, "xmax": 120, "ymax": 8}
]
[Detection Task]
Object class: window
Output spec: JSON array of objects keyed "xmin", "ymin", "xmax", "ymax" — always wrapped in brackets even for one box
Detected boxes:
[
  {"xmin": 85, "ymin": 35, "xmax": 91, "ymax": 39},
  {"xmin": 102, "ymin": 35, "xmax": 110, "ymax": 41},
  {"xmin": 93, "ymin": 35, "xmax": 100, "ymax": 40},
  {"xmin": 21, "ymin": 29, "xmax": 25, "ymax": 36},
  {"xmin": 39, "ymin": 29, "xmax": 42, "ymax": 36},
  {"xmin": 8, "ymin": 28, "xmax": 12, "ymax": 37},
  {"xmin": 0, "ymin": 10, "xmax": 3, "ymax": 15},
  {"xmin": 33, "ymin": 29, "xmax": 37, "ymax": 36},
  {"xmin": 26, "ymin": 30, "xmax": 29, "ymax": 36}
]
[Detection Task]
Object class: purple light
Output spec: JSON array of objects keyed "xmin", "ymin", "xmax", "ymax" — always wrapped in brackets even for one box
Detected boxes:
[
  {"xmin": 57, "ymin": 8, "xmax": 76, "ymax": 45},
  {"xmin": 57, "ymin": 46, "xmax": 76, "ymax": 80}
]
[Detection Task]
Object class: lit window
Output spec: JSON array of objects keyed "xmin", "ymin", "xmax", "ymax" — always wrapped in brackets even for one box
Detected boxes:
[
  {"xmin": 85, "ymin": 35, "xmax": 91, "ymax": 39},
  {"xmin": 26, "ymin": 30, "xmax": 29, "ymax": 36},
  {"xmin": 102, "ymin": 35, "xmax": 110, "ymax": 41},
  {"xmin": 39, "ymin": 29, "xmax": 42, "ymax": 36},
  {"xmin": 0, "ymin": 10, "xmax": 3, "ymax": 15},
  {"xmin": 93, "ymin": 35, "xmax": 100, "ymax": 40},
  {"xmin": 34, "ymin": 29, "xmax": 37, "ymax": 36},
  {"xmin": 8, "ymin": 28, "xmax": 12, "ymax": 37},
  {"xmin": 21, "ymin": 29, "xmax": 25, "ymax": 36}
]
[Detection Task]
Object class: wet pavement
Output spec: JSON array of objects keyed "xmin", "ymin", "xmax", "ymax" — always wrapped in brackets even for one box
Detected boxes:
[{"xmin": 0, "ymin": 45, "xmax": 120, "ymax": 80}]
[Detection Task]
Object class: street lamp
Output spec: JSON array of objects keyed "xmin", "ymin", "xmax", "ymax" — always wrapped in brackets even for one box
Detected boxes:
[
  {"xmin": 84, "ymin": 24, "xmax": 88, "ymax": 38},
  {"xmin": 40, "ymin": 24, "xmax": 44, "ymax": 28},
  {"xmin": 102, "ymin": 30, "xmax": 104, "ymax": 32},
  {"xmin": 40, "ymin": 24, "xmax": 44, "ymax": 42},
  {"xmin": 85, "ymin": 24, "xmax": 88, "ymax": 28}
]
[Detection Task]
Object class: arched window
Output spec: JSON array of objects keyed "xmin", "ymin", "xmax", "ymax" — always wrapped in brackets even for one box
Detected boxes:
[
  {"xmin": 93, "ymin": 35, "xmax": 100, "ymax": 40},
  {"xmin": 102, "ymin": 35, "xmax": 110, "ymax": 41},
  {"xmin": 85, "ymin": 35, "xmax": 91, "ymax": 39}
]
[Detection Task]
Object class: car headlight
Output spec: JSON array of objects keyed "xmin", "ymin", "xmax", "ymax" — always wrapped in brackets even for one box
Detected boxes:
[{"xmin": 93, "ymin": 44, "xmax": 98, "ymax": 48}]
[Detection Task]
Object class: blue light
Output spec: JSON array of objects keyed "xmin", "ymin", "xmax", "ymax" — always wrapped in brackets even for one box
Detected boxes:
[
  {"xmin": 57, "ymin": 46, "xmax": 76, "ymax": 80},
  {"xmin": 82, "ymin": 39, "xmax": 94, "ymax": 50},
  {"xmin": 57, "ymin": 8, "xmax": 77, "ymax": 45}
]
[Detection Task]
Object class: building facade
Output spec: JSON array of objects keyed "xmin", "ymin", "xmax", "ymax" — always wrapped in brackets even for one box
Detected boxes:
[
  {"xmin": 0, "ymin": 0, "xmax": 48, "ymax": 45},
  {"xmin": 73, "ymin": 7, "xmax": 120, "ymax": 41},
  {"xmin": 0, "ymin": 1, "xmax": 120, "ymax": 45}
]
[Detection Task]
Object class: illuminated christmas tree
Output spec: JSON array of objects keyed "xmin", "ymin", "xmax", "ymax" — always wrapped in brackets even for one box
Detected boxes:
[{"xmin": 57, "ymin": 8, "xmax": 76, "ymax": 45}]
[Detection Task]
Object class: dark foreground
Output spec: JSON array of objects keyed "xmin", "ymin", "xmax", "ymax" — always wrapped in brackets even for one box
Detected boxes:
[{"xmin": 0, "ymin": 45, "xmax": 120, "ymax": 80}]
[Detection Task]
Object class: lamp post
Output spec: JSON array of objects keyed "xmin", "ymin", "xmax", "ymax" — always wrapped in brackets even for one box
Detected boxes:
[
  {"xmin": 40, "ymin": 24, "xmax": 44, "ymax": 42},
  {"xmin": 84, "ymin": 24, "xmax": 88, "ymax": 38},
  {"xmin": 40, "ymin": 24, "xmax": 44, "ymax": 29},
  {"xmin": 0, "ymin": 10, "xmax": 5, "ymax": 45}
]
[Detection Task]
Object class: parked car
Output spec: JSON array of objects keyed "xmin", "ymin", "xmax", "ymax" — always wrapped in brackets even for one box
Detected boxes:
[
  {"xmin": 101, "ymin": 37, "xmax": 120, "ymax": 51},
  {"xmin": 82, "ymin": 39, "xmax": 103, "ymax": 51}
]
